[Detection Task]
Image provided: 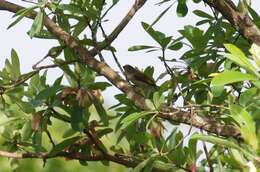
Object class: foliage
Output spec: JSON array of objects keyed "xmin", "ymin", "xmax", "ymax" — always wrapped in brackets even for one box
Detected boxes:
[{"xmin": 1, "ymin": 0, "xmax": 260, "ymax": 171}]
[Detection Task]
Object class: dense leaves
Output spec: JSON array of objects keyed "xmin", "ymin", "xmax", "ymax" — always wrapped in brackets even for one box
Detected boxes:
[{"xmin": 1, "ymin": 0, "xmax": 260, "ymax": 172}]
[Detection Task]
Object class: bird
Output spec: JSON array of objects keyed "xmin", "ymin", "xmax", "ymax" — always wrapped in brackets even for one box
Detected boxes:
[{"xmin": 123, "ymin": 65, "xmax": 157, "ymax": 95}]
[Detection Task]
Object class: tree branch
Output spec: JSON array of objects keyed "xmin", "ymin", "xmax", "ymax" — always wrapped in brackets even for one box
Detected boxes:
[
  {"xmin": 159, "ymin": 107, "xmax": 241, "ymax": 139},
  {"xmin": 0, "ymin": 0, "xmax": 242, "ymax": 139},
  {"xmin": 89, "ymin": 0, "xmax": 147, "ymax": 56},
  {"xmin": 0, "ymin": 150, "xmax": 137, "ymax": 167},
  {"xmin": 204, "ymin": 0, "xmax": 260, "ymax": 45}
]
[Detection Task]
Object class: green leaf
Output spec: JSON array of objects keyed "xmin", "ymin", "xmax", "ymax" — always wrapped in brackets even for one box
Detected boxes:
[
  {"xmin": 229, "ymin": 149, "xmax": 248, "ymax": 168},
  {"xmin": 211, "ymin": 71, "xmax": 257, "ymax": 87},
  {"xmin": 62, "ymin": 128, "xmax": 77, "ymax": 138},
  {"xmin": 191, "ymin": 134, "xmax": 256, "ymax": 159},
  {"xmin": 57, "ymin": 4, "xmax": 84, "ymax": 14},
  {"xmin": 141, "ymin": 22, "xmax": 166, "ymax": 47},
  {"xmin": 168, "ymin": 42, "xmax": 183, "ymax": 51},
  {"xmin": 33, "ymin": 29, "xmax": 55, "ymax": 39},
  {"xmin": 49, "ymin": 136, "xmax": 81, "ymax": 156},
  {"xmin": 10, "ymin": 159, "xmax": 19, "ymax": 171},
  {"xmin": 16, "ymin": 100, "xmax": 35, "ymax": 114},
  {"xmin": 35, "ymin": 85, "xmax": 62, "ymax": 100},
  {"xmin": 70, "ymin": 106, "xmax": 87, "ymax": 132},
  {"xmin": 55, "ymin": 59, "xmax": 78, "ymax": 87},
  {"xmin": 153, "ymin": 92, "xmax": 164, "ymax": 109},
  {"xmin": 97, "ymin": 128, "xmax": 113, "ymax": 138},
  {"xmin": 87, "ymin": 82, "xmax": 111, "ymax": 90},
  {"xmin": 193, "ymin": 10, "xmax": 213, "ymax": 19},
  {"xmin": 113, "ymin": 0, "xmax": 120, "ymax": 5},
  {"xmin": 249, "ymin": 43, "xmax": 260, "ymax": 68},
  {"xmin": 145, "ymin": 99, "xmax": 155, "ymax": 110},
  {"xmin": 8, "ymin": 6, "xmax": 38, "ymax": 29},
  {"xmin": 128, "ymin": 45, "xmax": 155, "ymax": 51},
  {"xmin": 179, "ymin": 26, "xmax": 206, "ymax": 49},
  {"xmin": 144, "ymin": 66, "xmax": 155, "ymax": 77},
  {"xmin": 152, "ymin": 161, "xmax": 179, "ymax": 171},
  {"xmin": 150, "ymin": 4, "xmax": 173, "ymax": 28},
  {"xmin": 176, "ymin": 2, "xmax": 188, "ymax": 17},
  {"xmin": 4, "ymin": 59, "xmax": 13, "ymax": 78},
  {"xmin": 168, "ymin": 132, "xmax": 186, "ymax": 165},
  {"xmin": 239, "ymin": 88, "xmax": 258, "ymax": 106},
  {"xmin": 29, "ymin": 10, "xmax": 44, "ymax": 38},
  {"xmin": 230, "ymin": 105, "xmax": 258, "ymax": 150},
  {"xmin": 0, "ymin": 117, "xmax": 21, "ymax": 126},
  {"xmin": 188, "ymin": 138, "xmax": 198, "ymax": 162},
  {"xmin": 161, "ymin": 127, "xmax": 178, "ymax": 151},
  {"xmin": 21, "ymin": 120, "xmax": 33, "ymax": 141},
  {"xmin": 133, "ymin": 156, "xmax": 157, "ymax": 172},
  {"xmin": 192, "ymin": 0, "xmax": 201, "ymax": 3},
  {"xmin": 248, "ymin": 7, "xmax": 260, "ymax": 21},
  {"xmin": 121, "ymin": 111, "xmax": 154, "ymax": 129},
  {"xmin": 161, "ymin": 36, "xmax": 172, "ymax": 49},
  {"xmin": 32, "ymin": 131, "xmax": 42, "ymax": 152},
  {"xmin": 93, "ymin": 99, "xmax": 109, "ymax": 125},
  {"xmin": 191, "ymin": 134, "xmax": 257, "ymax": 158},
  {"xmin": 224, "ymin": 44, "xmax": 260, "ymax": 78},
  {"xmin": 191, "ymin": 134, "xmax": 240, "ymax": 149},
  {"xmin": 73, "ymin": 19, "xmax": 88, "ymax": 37},
  {"xmin": 11, "ymin": 49, "xmax": 20, "ymax": 78},
  {"xmin": 93, "ymin": 0, "xmax": 105, "ymax": 10}
]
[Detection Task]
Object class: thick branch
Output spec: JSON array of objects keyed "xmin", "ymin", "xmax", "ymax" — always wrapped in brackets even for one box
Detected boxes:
[
  {"xmin": 0, "ymin": 0, "xmax": 242, "ymax": 139},
  {"xmin": 205, "ymin": 0, "xmax": 260, "ymax": 45},
  {"xmin": 159, "ymin": 108, "xmax": 241, "ymax": 139},
  {"xmin": 0, "ymin": 150, "xmax": 137, "ymax": 167}
]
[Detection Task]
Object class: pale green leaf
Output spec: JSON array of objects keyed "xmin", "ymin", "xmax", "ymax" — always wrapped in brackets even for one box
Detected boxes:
[
  {"xmin": 29, "ymin": 10, "xmax": 44, "ymax": 38},
  {"xmin": 230, "ymin": 104, "xmax": 258, "ymax": 150},
  {"xmin": 121, "ymin": 111, "xmax": 154, "ymax": 129},
  {"xmin": 211, "ymin": 71, "xmax": 257, "ymax": 87}
]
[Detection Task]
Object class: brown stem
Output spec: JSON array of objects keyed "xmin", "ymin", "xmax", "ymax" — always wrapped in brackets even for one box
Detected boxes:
[
  {"xmin": 0, "ymin": 150, "xmax": 137, "ymax": 167},
  {"xmin": 159, "ymin": 107, "xmax": 241, "ymax": 139},
  {"xmin": 201, "ymin": 130, "xmax": 214, "ymax": 172}
]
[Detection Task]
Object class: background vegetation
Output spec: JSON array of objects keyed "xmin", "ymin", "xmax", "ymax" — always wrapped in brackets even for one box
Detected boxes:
[{"xmin": 0, "ymin": 0, "xmax": 260, "ymax": 171}]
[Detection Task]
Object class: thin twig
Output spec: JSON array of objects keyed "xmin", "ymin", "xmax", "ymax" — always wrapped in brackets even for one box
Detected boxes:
[
  {"xmin": 89, "ymin": 0, "xmax": 148, "ymax": 56},
  {"xmin": 33, "ymin": 59, "xmax": 78, "ymax": 71},
  {"xmin": 3, "ymin": 71, "xmax": 38, "ymax": 90},
  {"xmin": 32, "ymin": 55, "xmax": 49, "ymax": 70},
  {"xmin": 201, "ymin": 130, "xmax": 214, "ymax": 172},
  {"xmin": 45, "ymin": 129, "xmax": 56, "ymax": 147},
  {"xmin": 87, "ymin": 22, "xmax": 105, "ymax": 62},
  {"xmin": 99, "ymin": 23, "xmax": 127, "ymax": 81},
  {"xmin": 21, "ymin": 0, "xmax": 37, "ymax": 4},
  {"xmin": 160, "ymin": 49, "xmax": 189, "ymax": 105}
]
